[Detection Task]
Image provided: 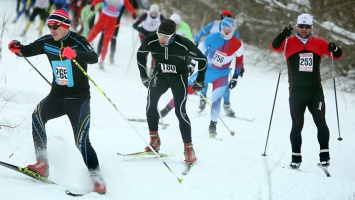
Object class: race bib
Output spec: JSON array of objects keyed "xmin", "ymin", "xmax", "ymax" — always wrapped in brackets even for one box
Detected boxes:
[
  {"xmin": 51, "ymin": 60, "xmax": 74, "ymax": 87},
  {"xmin": 160, "ymin": 63, "xmax": 177, "ymax": 73},
  {"xmin": 212, "ymin": 50, "xmax": 227, "ymax": 67},
  {"xmin": 299, "ymin": 53, "xmax": 313, "ymax": 72}
]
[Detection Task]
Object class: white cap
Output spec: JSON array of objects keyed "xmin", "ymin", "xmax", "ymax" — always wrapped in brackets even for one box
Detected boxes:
[
  {"xmin": 149, "ymin": 4, "xmax": 159, "ymax": 13},
  {"xmin": 170, "ymin": 13, "xmax": 181, "ymax": 24},
  {"xmin": 297, "ymin": 13, "xmax": 313, "ymax": 25}
]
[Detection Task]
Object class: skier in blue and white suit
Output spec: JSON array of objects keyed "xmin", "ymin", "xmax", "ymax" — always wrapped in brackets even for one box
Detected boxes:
[
  {"xmin": 197, "ymin": 17, "xmax": 244, "ymax": 137},
  {"xmin": 194, "ymin": 10, "xmax": 241, "ymax": 117}
]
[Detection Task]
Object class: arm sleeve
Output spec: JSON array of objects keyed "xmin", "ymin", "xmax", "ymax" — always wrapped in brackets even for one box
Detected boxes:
[
  {"xmin": 234, "ymin": 42, "xmax": 244, "ymax": 76},
  {"xmin": 194, "ymin": 22, "xmax": 213, "ymax": 43},
  {"xmin": 271, "ymin": 33, "xmax": 286, "ymax": 50},
  {"xmin": 75, "ymin": 37, "xmax": 98, "ymax": 64},
  {"xmin": 136, "ymin": 38, "xmax": 150, "ymax": 78},
  {"xmin": 187, "ymin": 41, "xmax": 207, "ymax": 82}
]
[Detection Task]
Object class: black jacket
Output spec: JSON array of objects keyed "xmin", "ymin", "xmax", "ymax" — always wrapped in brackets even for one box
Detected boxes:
[
  {"xmin": 137, "ymin": 33, "xmax": 207, "ymax": 82},
  {"xmin": 19, "ymin": 31, "xmax": 97, "ymax": 97}
]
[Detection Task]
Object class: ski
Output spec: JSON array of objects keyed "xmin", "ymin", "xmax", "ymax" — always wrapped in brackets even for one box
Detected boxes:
[
  {"xmin": 209, "ymin": 132, "xmax": 222, "ymax": 141},
  {"xmin": 231, "ymin": 115, "xmax": 256, "ymax": 122},
  {"xmin": 317, "ymin": 163, "xmax": 331, "ymax": 177},
  {"xmin": 127, "ymin": 118, "xmax": 169, "ymax": 126},
  {"xmin": 182, "ymin": 162, "xmax": 195, "ymax": 175},
  {"xmin": 0, "ymin": 161, "xmax": 55, "ymax": 184},
  {"xmin": 117, "ymin": 151, "xmax": 169, "ymax": 157},
  {"xmin": 65, "ymin": 190, "xmax": 85, "ymax": 197}
]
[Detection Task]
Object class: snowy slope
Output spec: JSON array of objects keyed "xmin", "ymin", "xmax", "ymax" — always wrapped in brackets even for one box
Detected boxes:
[{"xmin": 1, "ymin": 1, "xmax": 355, "ymax": 200}]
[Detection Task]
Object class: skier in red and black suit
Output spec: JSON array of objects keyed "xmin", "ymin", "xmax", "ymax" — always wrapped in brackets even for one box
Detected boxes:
[{"xmin": 270, "ymin": 13, "xmax": 343, "ymax": 169}]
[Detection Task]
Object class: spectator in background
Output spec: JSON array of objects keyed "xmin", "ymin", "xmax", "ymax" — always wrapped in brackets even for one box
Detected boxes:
[{"xmin": 133, "ymin": 3, "xmax": 165, "ymax": 76}]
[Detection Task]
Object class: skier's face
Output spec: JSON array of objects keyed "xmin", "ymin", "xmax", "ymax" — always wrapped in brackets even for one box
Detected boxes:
[
  {"xmin": 296, "ymin": 24, "xmax": 312, "ymax": 38},
  {"xmin": 157, "ymin": 32, "xmax": 175, "ymax": 46},
  {"xmin": 48, "ymin": 24, "xmax": 69, "ymax": 41}
]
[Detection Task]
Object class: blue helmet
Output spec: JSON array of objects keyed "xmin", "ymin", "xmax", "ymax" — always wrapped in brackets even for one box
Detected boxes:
[{"xmin": 220, "ymin": 17, "xmax": 236, "ymax": 40}]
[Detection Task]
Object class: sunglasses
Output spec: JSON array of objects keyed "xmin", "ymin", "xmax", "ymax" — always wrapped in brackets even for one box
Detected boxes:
[
  {"xmin": 222, "ymin": 26, "xmax": 233, "ymax": 31},
  {"xmin": 48, "ymin": 24, "xmax": 60, "ymax": 30},
  {"xmin": 298, "ymin": 24, "xmax": 312, "ymax": 29},
  {"xmin": 156, "ymin": 31, "xmax": 175, "ymax": 40}
]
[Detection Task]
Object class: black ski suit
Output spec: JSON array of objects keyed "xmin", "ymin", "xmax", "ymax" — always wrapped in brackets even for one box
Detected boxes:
[
  {"xmin": 137, "ymin": 33, "xmax": 207, "ymax": 143},
  {"xmin": 18, "ymin": 31, "xmax": 101, "ymax": 171}
]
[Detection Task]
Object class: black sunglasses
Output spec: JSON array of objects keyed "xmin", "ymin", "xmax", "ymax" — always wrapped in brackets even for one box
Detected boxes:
[
  {"xmin": 298, "ymin": 24, "xmax": 312, "ymax": 29},
  {"xmin": 48, "ymin": 24, "xmax": 60, "ymax": 30}
]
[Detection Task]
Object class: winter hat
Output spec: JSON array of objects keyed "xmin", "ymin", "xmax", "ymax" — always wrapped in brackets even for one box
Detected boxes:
[
  {"xmin": 220, "ymin": 10, "xmax": 232, "ymax": 18},
  {"xmin": 149, "ymin": 4, "xmax": 159, "ymax": 13},
  {"xmin": 158, "ymin": 19, "xmax": 176, "ymax": 35},
  {"xmin": 297, "ymin": 13, "xmax": 313, "ymax": 26},
  {"xmin": 47, "ymin": 8, "xmax": 71, "ymax": 29},
  {"xmin": 170, "ymin": 13, "xmax": 181, "ymax": 24},
  {"xmin": 221, "ymin": 17, "xmax": 236, "ymax": 29}
]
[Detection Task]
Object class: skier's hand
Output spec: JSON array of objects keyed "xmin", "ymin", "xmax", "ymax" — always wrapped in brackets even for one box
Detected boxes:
[
  {"xmin": 141, "ymin": 76, "xmax": 150, "ymax": 88},
  {"xmin": 280, "ymin": 25, "xmax": 293, "ymax": 37},
  {"xmin": 61, "ymin": 47, "xmax": 77, "ymax": 60},
  {"xmin": 8, "ymin": 40, "xmax": 21, "ymax": 55},
  {"xmin": 192, "ymin": 80, "xmax": 204, "ymax": 91},
  {"xmin": 328, "ymin": 42, "xmax": 338, "ymax": 53},
  {"xmin": 132, "ymin": 13, "xmax": 137, "ymax": 20},
  {"xmin": 229, "ymin": 74, "xmax": 238, "ymax": 89},
  {"xmin": 188, "ymin": 64, "xmax": 195, "ymax": 76}
]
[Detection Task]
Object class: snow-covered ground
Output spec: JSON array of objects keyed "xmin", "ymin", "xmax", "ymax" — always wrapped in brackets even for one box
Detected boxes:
[{"xmin": 1, "ymin": 1, "xmax": 355, "ymax": 200}]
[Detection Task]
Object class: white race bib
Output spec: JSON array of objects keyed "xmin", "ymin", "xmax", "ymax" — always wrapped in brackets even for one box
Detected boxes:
[
  {"xmin": 299, "ymin": 53, "xmax": 313, "ymax": 72},
  {"xmin": 212, "ymin": 50, "xmax": 227, "ymax": 67},
  {"xmin": 160, "ymin": 63, "xmax": 177, "ymax": 73}
]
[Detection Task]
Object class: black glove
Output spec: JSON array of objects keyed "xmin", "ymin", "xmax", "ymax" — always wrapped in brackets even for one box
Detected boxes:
[
  {"xmin": 229, "ymin": 74, "xmax": 238, "ymax": 89},
  {"xmin": 132, "ymin": 13, "xmax": 137, "ymax": 20},
  {"xmin": 90, "ymin": 5, "xmax": 95, "ymax": 11},
  {"xmin": 280, "ymin": 25, "xmax": 293, "ymax": 37},
  {"xmin": 136, "ymin": 27, "xmax": 143, "ymax": 32},
  {"xmin": 188, "ymin": 64, "xmax": 195, "ymax": 76},
  {"xmin": 328, "ymin": 42, "xmax": 338, "ymax": 53},
  {"xmin": 239, "ymin": 66, "xmax": 244, "ymax": 78},
  {"xmin": 192, "ymin": 80, "xmax": 204, "ymax": 91},
  {"xmin": 141, "ymin": 76, "xmax": 150, "ymax": 88}
]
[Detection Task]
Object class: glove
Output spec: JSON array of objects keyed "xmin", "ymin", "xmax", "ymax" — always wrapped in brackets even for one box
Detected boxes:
[
  {"xmin": 90, "ymin": 5, "xmax": 95, "ymax": 11},
  {"xmin": 280, "ymin": 25, "xmax": 293, "ymax": 37},
  {"xmin": 8, "ymin": 40, "xmax": 21, "ymax": 54},
  {"xmin": 188, "ymin": 64, "xmax": 195, "ymax": 76},
  {"xmin": 135, "ymin": 26, "xmax": 143, "ymax": 32},
  {"xmin": 132, "ymin": 13, "xmax": 137, "ymax": 20},
  {"xmin": 141, "ymin": 76, "xmax": 150, "ymax": 88},
  {"xmin": 239, "ymin": 66, "xmax": 244, "ymax": 78},
  {"xmin": 229, "ymin": 74, "xmax": 238, "ymax": 89},
  {"xmin": 62, "ymin": 47, "xmax": 77, "ymax": 60},
  {"xmin": 328, "ymin": 42, "xmax": 338, "ymax": 52},
  {"xmin": 192, "ymin": 80, "xmax": 204, "ymax": 91}
]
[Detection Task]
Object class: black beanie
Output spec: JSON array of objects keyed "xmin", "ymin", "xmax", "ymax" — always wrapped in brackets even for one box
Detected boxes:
[{"xmin": 158, "ymin": 19, "xmax": 176, "ymax": 35}]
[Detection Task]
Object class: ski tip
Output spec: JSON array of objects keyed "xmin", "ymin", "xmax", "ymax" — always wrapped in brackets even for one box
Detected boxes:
[{"xmin": 177, "ymin": 178, "xmax": 183, "ymax": 183}]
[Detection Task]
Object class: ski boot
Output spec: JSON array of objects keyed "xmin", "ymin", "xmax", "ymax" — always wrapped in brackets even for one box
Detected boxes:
[
  {"xmin": 184, "ymin": 142, "xmax": 197, "ymax": 163},
  {"xmin": 145, "ymin": 131, "xmax": 161, "ymax": 152},
  {"xmin": 223, "ymin": 103, "xmax": 235, "ymax": 117},
  {"xmin": 27, "ymin": 159, "xmax": 49, "ymax": 177}
]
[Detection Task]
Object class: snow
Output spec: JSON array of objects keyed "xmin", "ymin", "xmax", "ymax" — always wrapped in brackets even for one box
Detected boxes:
[{"xmin": 1, "ymin": 1, "xmax": 355, "ymax": 200}]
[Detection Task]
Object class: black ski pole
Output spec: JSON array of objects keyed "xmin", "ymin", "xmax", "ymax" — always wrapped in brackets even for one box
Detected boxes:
[
  {"xmin": 330, "ymin": 52, "xmax": 343, "ymax": 141},
  {"xmin": 262, "ymin": 38, "xmax": 288, "ymax": 156},
  {"xmin": 20, "ymin": 53, "xmax": 51, "ymax": 86}
]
